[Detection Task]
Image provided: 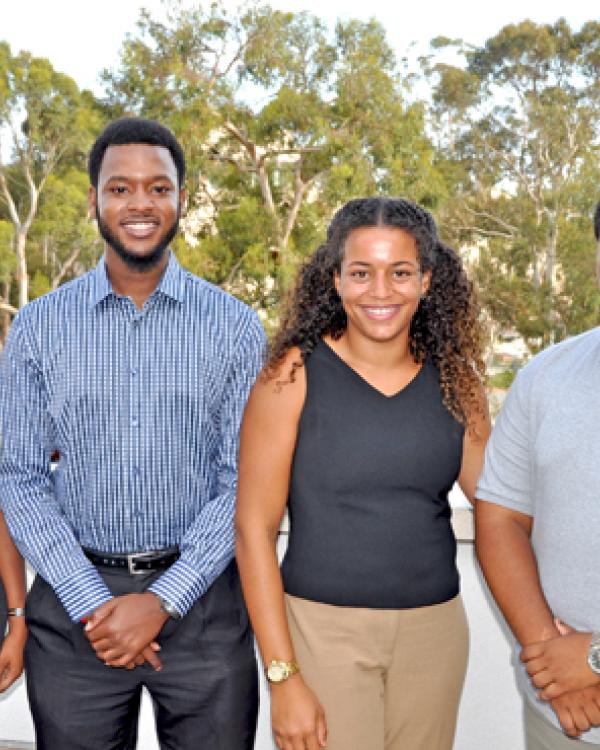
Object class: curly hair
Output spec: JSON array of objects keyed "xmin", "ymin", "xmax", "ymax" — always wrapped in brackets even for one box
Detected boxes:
[{"xmin": 268, "ymin": 197, "xmax": 487, "ymax": 430}]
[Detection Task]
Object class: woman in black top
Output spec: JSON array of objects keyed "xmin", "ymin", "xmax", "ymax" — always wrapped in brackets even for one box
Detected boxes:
[{"xmin": 236, "ymin": 197, "xmax": 490, "ymax": 750}]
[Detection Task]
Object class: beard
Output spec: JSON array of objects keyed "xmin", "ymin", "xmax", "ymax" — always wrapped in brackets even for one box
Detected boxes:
[{"xmin": 97, "ymin": 207, "xmax": 180, "ymax": 272}]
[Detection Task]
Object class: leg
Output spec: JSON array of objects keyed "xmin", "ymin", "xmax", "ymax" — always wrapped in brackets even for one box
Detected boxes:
[
  {"xmin": 524, "ymin": 699, "xmax": 600, "ymax": 750},
  {"xmin": 25, "ymin": 575, "xmax": 142, "ymax": 750},
  {"xmin": 285, "ymin": 594, "xmax": 386, "ymax": 750},
  {"xmin": 147, "ymin": 561, "xmax": 258, "ymax": 750},
  {"xmin": 384, "ymin": 595, "xmax": 469, "ymax": 750}
]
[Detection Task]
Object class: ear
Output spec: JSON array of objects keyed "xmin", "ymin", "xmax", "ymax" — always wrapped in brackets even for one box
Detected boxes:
[
  {"xmin": 421, "ymin": 269, "xmax": 432, "ymax": 297},
  {"xmin": 179, "ymin": 187, "xmax": 188, "ymax": 213},
  {"xmin": 88, "ymin": 185, "xmax": 98, "ymax": 220},
  {"xmin": 333, "ymin": 268, "xmax": 341, "ymax": 296}
]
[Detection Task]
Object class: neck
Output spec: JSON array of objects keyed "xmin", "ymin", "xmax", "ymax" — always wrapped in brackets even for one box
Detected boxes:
[
  {"xmin": 104, "ymin": 246, "xmax": 169, "ymax": 310},
  {"xmin": 336, "ymin": 328, "xmax": 414, "ymax": 370}
]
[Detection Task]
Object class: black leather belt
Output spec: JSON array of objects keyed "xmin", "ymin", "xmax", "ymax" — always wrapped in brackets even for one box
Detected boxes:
[{"xmin": 83, "ymin": 547, "xmax": 180, "ymax": 575}]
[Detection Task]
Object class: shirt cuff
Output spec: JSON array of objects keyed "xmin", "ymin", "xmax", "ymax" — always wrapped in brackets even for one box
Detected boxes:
[
  {"xmin": 53, "ymin": 566, "xmax": 114, "ymax": 621},
  {"xmin": 147, "ymin": 559, "xmax": 208, "ymax": 617}
]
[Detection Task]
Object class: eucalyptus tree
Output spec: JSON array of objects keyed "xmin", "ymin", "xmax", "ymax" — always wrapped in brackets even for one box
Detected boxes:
[
  {"xmin": 103, "ymin": 2, "xmax": 441, "ymax": 311},
  {"xmin": 426, "ymin": 20, "xmax": 600, "ymax": 347},
  {"xmin": 0, "ymin": 42, "xmax": 101, "ymax": 311}
]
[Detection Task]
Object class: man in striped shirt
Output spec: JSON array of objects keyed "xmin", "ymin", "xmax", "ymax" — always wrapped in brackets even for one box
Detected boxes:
[{"xmin": 0, "ymin": 118, "xmax": 266, "ymax": 749}]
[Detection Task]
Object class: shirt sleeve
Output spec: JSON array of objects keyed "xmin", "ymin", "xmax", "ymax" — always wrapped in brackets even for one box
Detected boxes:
[
  {"xmin": 0, "ymin": 315, "xmax": 113, "ymax": 621},
  {"xmin": 476, "ymin": 367, "xmax": 534, "ymax": 516},
  {"xmin": 148, "ymin": 309, "xmax": 267, "ymax": 615}
]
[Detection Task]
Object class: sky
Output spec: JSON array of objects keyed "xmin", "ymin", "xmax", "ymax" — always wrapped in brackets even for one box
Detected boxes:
[{"xmin": 2, "ymin": 0, "xmax": 597, "ymax": 96}]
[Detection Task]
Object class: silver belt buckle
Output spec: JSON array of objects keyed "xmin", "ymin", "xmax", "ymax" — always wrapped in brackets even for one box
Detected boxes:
[{"xmin": 127, "ymin": 552, "xmax": 151, "ymax": 575}]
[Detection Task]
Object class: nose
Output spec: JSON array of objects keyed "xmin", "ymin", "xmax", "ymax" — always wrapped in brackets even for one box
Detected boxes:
[
  {"xmin": 370, "ymin": 271, "xmax": 391, "ymax": 298},
  {"xmin": 127, "ymin": 186, "xmax": 153, "ymax": 212}
]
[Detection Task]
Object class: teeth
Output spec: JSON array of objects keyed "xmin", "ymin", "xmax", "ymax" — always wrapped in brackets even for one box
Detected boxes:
[
  {"xmin": 365, "ymin": 307, "xmax": 395, "ymax": 313},
  {"xmin": 124, "ymin": 222, "xmax": 156, "ymax": 228}
]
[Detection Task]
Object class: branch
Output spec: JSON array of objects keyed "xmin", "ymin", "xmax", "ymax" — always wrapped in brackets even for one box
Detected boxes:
[
  {"xmin": 208, "ymin": 151, "xmax": 256, "ymax": 173},
  {"xmin": 223, "ymin": 253, "xmax": 247, "ymax": 287},
  {"xmin": 21, "ymin": 160, "xmax": 40, "ymax": 235},
  {"xmin": 0, "ymin": 169, "xmax": 21, "ymax": 228},
  {"xmin": 462, "ymin": 205, "xmax": 519, "ymax": 234},
  {"xmin": 457, "ymin": 225, "xmax": 515, "ymax": 239},
  {"xmin": 280, "ymin": 170, "xmax": 317, "ymax": 250},
  {"xmin": 258, "ymin": 146, "xmax": 321, "ymax": 168},
  {"xmin": 222, "ymin": 119, "xmax": 256, "ymax": 157},
  {"xmin": 51, "ymin": 246, "xmax": 81, "ymax": 289},
  {"xmin": 0, "ymin": 300, "xmax": 17, "ymax": 315}
]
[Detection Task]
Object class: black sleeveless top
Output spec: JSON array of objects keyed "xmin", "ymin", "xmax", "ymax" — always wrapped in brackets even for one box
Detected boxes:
[{"xmin": 281, "ymin": 340, "xmax": 465, "ymax": 609}]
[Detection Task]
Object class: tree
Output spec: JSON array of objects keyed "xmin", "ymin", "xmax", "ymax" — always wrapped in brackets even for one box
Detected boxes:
[
  {"xmin": 0, "ymin": 42, "xmax": 101, "ymax": 310},
  {"xmin": 425, "ymin": 20, "xmax": 600, "ymax": 348},
  {"xmin": 103, "ymin": 2, "xmax": 443, "ymax": 313}
]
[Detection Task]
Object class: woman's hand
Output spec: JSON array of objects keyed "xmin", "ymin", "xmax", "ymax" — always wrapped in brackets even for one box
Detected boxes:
[
  {"xmin": 271, "ymin": 675, "xmax": 328, "ymax": 750},
  {"xmin": 0, "ymin": 617, "xmax": 27, "ymax": 692}
]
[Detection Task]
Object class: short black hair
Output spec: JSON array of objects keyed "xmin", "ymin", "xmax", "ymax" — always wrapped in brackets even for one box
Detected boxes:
[
  {"xmin": 88, "ymin": 117, "xmax": 186, "ymax": 189},
  {"xmin": 594, "ymin": 201, "xmax": 600, "ymax": 242}
]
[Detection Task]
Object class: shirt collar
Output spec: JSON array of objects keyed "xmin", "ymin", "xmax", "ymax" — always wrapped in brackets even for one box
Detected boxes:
[{"xmin": 90, "ymin": 252, "xmax": 187, "ymax": 308}]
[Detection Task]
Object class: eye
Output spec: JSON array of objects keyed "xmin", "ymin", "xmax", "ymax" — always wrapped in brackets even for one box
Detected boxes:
[
  {"xmin": 393, "ymin": 269, "xmax": 416, "ymax": 280},
  {"xmin": 152, "ymin": 185, "xmax": 172, "ymax": 194},
  {"xmin": 350, "ymin": 270, "xmax": 369, "ymax": 280},
  {"xmin": 110, "ymin": 185, "xmax": 128, "ymax": 195}
]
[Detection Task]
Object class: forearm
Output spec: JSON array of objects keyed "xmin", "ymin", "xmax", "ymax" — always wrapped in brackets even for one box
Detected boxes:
[
  {"xmin": 0, "ymin": 512, "xmax": 26, "ymax": 609},
  {"xmin": 236, "ymin": 525, "xmax": 296, "ymax": 667},
  {"xmin": 148, "ymin": 490, "xmax": 236, "ymax": 615},
  {"xmin": 475, "ymin": 502, "xmax": 556, "ymax": 646}
]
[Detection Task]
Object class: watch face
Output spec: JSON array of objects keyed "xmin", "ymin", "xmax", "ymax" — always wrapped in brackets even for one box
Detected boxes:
[
  {"xmin": 267, "ymin": 663, "xmax": 285, "ymax": 682},
  {"xmin": 590, "ymin": 648, "xmax": 600, "ymax": 674}
]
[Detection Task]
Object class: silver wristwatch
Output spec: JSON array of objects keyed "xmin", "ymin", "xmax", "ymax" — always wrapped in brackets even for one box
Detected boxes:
[
  {"xmin": 587, "ymin": 632, "xmax": 600, "ymax": 675},
  {"xmin": 156, "ymin": 595, "xmax": 182, "ymax": 621}
]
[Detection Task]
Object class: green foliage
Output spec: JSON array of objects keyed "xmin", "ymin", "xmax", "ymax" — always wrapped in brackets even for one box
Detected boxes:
[
  {"xmin": 0, "ymin": 220, "xmax": 15, "ymax": 284},
  {"xmin": 489, "ymin": 369, "xmax": 516, "ymax": 389},
  {"xmin": 101, "ymin": 2, "xmax": 445, "ymax": 308},
  {"xmin": 2, "ymin": 8, "xmax": 600, "ymax": 353},
  {"xmin": 426, "ymin": 19, "xmax": 600, "ymax": 347}
]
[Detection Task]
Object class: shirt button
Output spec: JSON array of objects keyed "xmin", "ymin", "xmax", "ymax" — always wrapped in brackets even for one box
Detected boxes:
[
  {"xmin": 131, "ymin": 417, "xmax": 139, "ymax": 427},
  {"xmin": 133, "ymin": 466, "xmax": 140, "ymax": 477},
  {"xmin": 130, "ymin": 367, "xmax": 138, "ymax": 376}
]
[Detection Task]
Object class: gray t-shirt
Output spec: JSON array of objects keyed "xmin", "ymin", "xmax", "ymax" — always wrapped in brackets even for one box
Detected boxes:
[{"xmin": 477, "ymin": 326, "xmax": 600, "ymax": 741}]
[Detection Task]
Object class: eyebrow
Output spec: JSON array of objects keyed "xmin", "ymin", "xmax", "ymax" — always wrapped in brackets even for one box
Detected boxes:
[
  {"xmin": 346, "ymin": 260, "xmax": 418, "ymax": 267},
  {"xmin": 105, "ymin": 174, "xmax": 175, "ymax": 183}
]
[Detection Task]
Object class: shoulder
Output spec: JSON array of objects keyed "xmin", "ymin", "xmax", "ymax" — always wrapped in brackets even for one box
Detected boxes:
[
  {"xmin": 182, "ymin": 272, "xmax": 266, "ymax": 340},
  {"xmin": 183, "ymin": 272, "xmax": 254, "ymax": 319},
  {"xmin": 246, "ymin": 346, "xmax": 306, "ymax": 420},
  {"xmin": 16, "ymin": 273, "xmax": 91, "ymax": 322},
  {"xmin": 8, "ymin": 273, "xmax": 94, "ymax": 353},
  {"xmin": 514, "ymin": 327, "xmax": 600, "ymax": 394}
]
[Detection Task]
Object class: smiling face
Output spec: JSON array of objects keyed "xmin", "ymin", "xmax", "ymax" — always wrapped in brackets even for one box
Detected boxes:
[
  {"xmin": 88, "ymin": 143, "xmax": 185, "ymax": 271},
  {"xmin": 334, "ymin": 225, "xmax": 430, "ymax": 345}
]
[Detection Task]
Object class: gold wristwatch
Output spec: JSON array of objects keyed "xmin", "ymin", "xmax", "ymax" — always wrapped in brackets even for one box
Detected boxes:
[{"xmin": 265, "ymin": 659, "xmax": 300, "ymax": 683}]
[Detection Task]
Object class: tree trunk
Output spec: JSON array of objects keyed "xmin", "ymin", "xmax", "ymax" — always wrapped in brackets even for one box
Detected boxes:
[{"xmin": 15, "ymin": 230, "xmax": 28, "ymax": 308}]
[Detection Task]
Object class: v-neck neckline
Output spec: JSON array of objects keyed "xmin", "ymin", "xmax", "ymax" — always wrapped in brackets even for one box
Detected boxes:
[{"xmin": 320, "ymin": 339, "xmax": 425, "ymax": 400}]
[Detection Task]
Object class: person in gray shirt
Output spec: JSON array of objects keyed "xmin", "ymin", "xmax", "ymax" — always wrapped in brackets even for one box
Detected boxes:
[{"xmin": 476, "ymin": 201, "xmax": 600, "ymax": 749}]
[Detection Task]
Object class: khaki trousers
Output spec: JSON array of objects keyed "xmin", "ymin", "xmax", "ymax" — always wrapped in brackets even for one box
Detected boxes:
[
  {"xmin": 285, "ymin": 594, "xmax": 468, "ymax": 750},
  {"xmin": 525, "ymin": 699, "xmax": 600, "ymax": 749}
]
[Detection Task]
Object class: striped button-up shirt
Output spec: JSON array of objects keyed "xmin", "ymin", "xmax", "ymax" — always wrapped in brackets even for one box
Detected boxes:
[{"xmin": 0, "ymin": 253, "xmax": 266, "ymax": 621}]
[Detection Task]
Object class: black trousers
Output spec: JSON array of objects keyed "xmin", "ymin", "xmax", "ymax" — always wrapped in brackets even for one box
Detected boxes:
[{"xmin": 25, "ymin": 560, "xmax": 259, "ymax": 750}]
